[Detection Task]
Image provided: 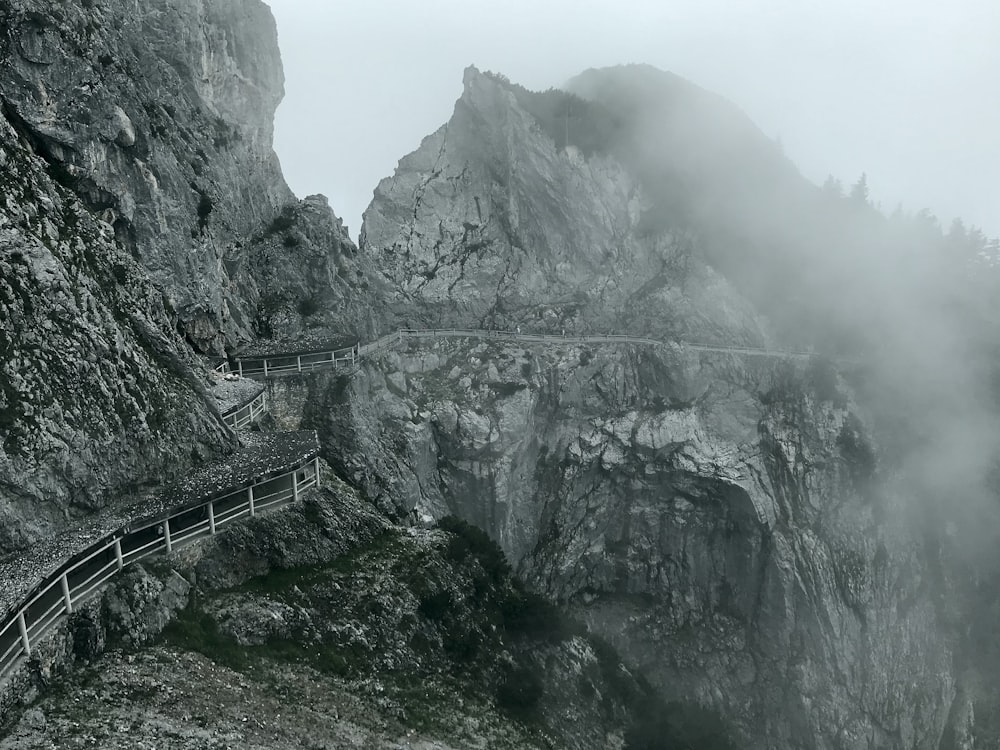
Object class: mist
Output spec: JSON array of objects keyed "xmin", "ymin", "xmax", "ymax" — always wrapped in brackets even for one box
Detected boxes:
[
  {"xmin": 261, "ymin": 0, "xmax": 1000, "ymax": 742},
  {"xmin": 266, "ymin": 0, "xmax": 999, "ymax": 243}
]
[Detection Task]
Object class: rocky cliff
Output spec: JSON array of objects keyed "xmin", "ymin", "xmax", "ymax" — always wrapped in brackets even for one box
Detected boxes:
[
  {"xmin": 0, "ymin": 92, "xmax": 233, "ymax": 555},
  {"xmin": 0, "ymin": 0, "xmax": 374, "ymax": 354},
  {"xmin": 340, "ymin": 65, "xmax": 986, "ymax": 746},
  {"xmin": 305, "ymin": 335, "xmax": 952, "ymax": 747},
  {"xmin": 0, "ymin": 0, "xmax": 383, "ymax": 554},
  {"xmin": 1, "ymin": 472, "xmax": 709, "ymax": 749},
  {"xmin": 361, "ymin": 67, "xmax": 766, "ymax": 345},
  {"xmin": 1, "ymin": 2, "xmax": 995, "ymax": 747}
]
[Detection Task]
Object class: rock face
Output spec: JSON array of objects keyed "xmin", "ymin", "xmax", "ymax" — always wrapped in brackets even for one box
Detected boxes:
[
  {"xmin": 361, "ymin": 67, "xmax": 765, "ymax": 345},
  {"xmin": 0, "ymin": 479, "xmax": 678, "ymax": 749},
  {"xmin": 342, "ymin": 64, "xmax": 976, "ymax": 747},
  {"xmin": 308, "ymin": 336, "xmax": 952, "ymax": 747},
  {"xmin": 0, "ymin": 0, "xmax": 380, "ymax": 553},
  {"xmin": 0, "ymin": 0, "xmax": 370, "ymax": 353},
  {"xmin": 0, "ymin": 106, "xmax": 233, "ymax": 555}
]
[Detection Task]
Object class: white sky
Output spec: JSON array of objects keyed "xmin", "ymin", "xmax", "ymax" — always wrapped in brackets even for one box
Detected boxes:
[{"xmin": 266, "ymin": 0, "xmax": 1000, "ymax": 243}]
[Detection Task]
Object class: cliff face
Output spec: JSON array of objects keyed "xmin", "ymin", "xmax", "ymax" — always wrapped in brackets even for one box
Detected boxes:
[
  {"xmin": 0, "ymin": 2, "xmax": 984, "ymax": 744},
  {"xmin": 345, "ymin": 65, "xmax": 970, "ymax": 746},
  {"xmin": 0, "ymin": 477, "xmax": 676, "ymax": 749},
  {"xmin": 0, "ymin": 102, "xmax": 233, "ymax": 556},
  {"xmin": 307, "ymin": 337, "xmax": 952, "ymax": 747},
  {"xmin": 0, "ymin": 0, "xmax": 372, "ymax": 353},
  {"xmin": 0, "ymin": 0, "xmax": 381, "ymax": 553}
]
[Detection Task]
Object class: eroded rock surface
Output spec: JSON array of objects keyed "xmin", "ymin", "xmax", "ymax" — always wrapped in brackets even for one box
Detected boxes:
[
  {"xmin": 307, "ymin": 336, "xmax": 952, "ymax": 747},
  {"xmin": 361, "ymin": 67, "xmax": 764, "ymax": 345},
  {"xmin": 0, "ymin": 0, "xmax": 373, "ymax": 353},
  {"xmin": 0, "ymin": 478, "xmax": 681, "ymax": 749},
  {"xmin": 0, "ymin": 106, "xmax": 233, "ymax": 555}
]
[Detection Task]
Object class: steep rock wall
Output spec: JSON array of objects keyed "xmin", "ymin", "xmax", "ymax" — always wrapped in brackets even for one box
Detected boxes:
[
  {"xmin": 304, "ymin": 337, "xmax": 952, "ymax": 748},
  {"xmin": 0, "ymin": 0, "xmax": 371, "ymax": 352},
  {"xmin": 0, "ymin": 109, "xmax": 233, "ymax": 555}
]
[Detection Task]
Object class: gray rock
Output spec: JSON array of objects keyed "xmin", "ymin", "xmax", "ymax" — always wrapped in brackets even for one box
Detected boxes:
[
  {"xmin": 0, "ymin": 0, "xmax": 368, "ymax": 354},
  {"xmin": 103, "ymin": 565, "xmax": 192, "ymax": 647},
  {"xmin": 361, "ymin": 66, "xmax": 764, "ymax": 345},
  {"xmin": 314, "ymin": 335, "xmax": 952, "ymax": 747}
]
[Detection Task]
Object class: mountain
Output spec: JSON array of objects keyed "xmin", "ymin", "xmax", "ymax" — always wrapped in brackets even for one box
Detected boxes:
[
  {"xmin": 348, "ymin": 63, "xmax": 1000, "ymax": 746},
  {"xmin": 3, "ymin": 3, "xmax": 1000, "ymax": 748}
]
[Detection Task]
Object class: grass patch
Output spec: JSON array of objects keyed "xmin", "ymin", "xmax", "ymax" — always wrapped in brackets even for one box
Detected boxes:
[
  {"xmin": 160, "ymin": 599, "xmax": 250, "ymax": 672},
  {"xmin": 496, "ymin": 664, "xmax": 544, "ymax": 719},
  {"xmin": 232, "ymin": 529, "xmax": 402, "ymax": 596}
]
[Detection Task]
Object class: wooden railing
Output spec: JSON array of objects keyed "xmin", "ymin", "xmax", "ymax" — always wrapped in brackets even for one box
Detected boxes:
[
  {"xmin": 228, "ymin": 328, "xmax": 821, "ymax": 378},
  {"xmin": 0, "ymin": 457, "xmax": 320, "ymax": 687}
]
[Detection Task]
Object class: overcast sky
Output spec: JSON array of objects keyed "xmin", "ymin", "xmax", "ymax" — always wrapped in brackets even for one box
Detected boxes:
[{"xmin": 266, "ymin": 0, "xmax": 999, "ymax": 243}]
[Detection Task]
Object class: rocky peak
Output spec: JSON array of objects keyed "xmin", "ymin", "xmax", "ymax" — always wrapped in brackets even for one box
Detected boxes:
[{"xmin": 361, "ymin": 65, "xmax": 765, "ymax": 346}]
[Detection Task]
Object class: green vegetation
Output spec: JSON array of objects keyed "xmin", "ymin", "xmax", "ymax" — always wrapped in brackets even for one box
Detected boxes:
[
  {"xmin": 837, "ymin": 414, "xmax": 876, "ymax": 486},
  {"xmin": 160, "ymin": 597, "xmax": 250, "ymax": 672},
  {"xmin": 195, "ymin": 189, "xmax": 212, "ymax": 232},
  {"xmin": 152, "ymin": 514, "xmax": 736, "ymax": 746},
  {"xmin": 496, "ymin": 664, "xmax": 544, "ymax": 718},
  {"xmin": 438, "ymin": 514, "xmax": 511, "ymax": 583},
  {"xmin": 624, "ymin": 701, "xmax": 737, "ymax": 750},
  {"xmin": 265, "ymin": 207, "xmax": 297, "ymax": 236}
]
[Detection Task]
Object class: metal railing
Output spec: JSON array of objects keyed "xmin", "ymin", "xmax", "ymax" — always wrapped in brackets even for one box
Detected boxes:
[
  {"xmin": 221, "ymin": 390, "xmax": 267, "ymax": 430},
  {"xmin": 233, "ymin": 328, "xmax": 822, "ymax": 379},
  {"xmin": 0, "ymin": 457, "xmax": 321, "ymax": 688}
]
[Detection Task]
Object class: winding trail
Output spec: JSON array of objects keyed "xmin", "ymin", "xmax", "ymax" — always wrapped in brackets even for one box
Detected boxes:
[
  {"xmin": 222, "ymin": 327, "xmax": 826, "ymax": 378},
  {"xmin": 0, "ymin": 326, "xmax": 849, "ymax": 693}
]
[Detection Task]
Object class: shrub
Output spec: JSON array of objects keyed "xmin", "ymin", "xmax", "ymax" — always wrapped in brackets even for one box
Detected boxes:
[
  {"xmin": 496, "ymin": 664, "xmax": 543, "ymax": 717},
  {"xmin": 297, "ymin": 295, "xmax": 321, "ymax": 317},
  {"xmin": 442, "ymin": 625, "xmax": 482, "ymax": 663},
  {"xmin": 160, "ymin": 601, "xmax": 248, "ymax": 672},
  {"xmin": 437, "ymin": 516, "xmax": 510, "ymax": 583},
  {"xmin": 500, "ymin": 589, "xmax": 572, "ymax": 642},
  {"xmin": 196, "ymin": 191, "xmax": 213, "ymax": 232},
  {"xmin": 838, "ymin": 414, "xmax": 876, "ymax": 485},
  {"xmin": 624, "ymin": 701, "xmax": 737, "ymax": 750},
  {"xmin": 265, "ymin": 208, "xmax": 296, "ymax": 235},
  {"xmin": 418, "ymin": 589, "xmax": 453, "ymax": 621}
]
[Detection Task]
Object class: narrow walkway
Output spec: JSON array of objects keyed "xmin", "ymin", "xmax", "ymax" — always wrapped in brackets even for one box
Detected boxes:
[
  {"xmin": 222, "ymin": 327, "xmax": 824, "ymax": 378},
  {"xmin": 0, "ymin": 432, "xmax": 320, "ymax": 688}
]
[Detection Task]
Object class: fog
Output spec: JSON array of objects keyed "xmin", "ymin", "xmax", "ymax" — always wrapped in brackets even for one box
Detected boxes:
[{"xmin": 266, "ymin": 0, "xmax": 999, "ymax": 243}]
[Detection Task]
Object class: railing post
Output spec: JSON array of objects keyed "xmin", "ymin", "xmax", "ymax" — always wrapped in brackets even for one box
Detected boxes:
[
  {"xmin": 297, "ymin": 355, "xmax": 302, "ymax": 372},
  {"xmin": 293, "ymin": 471, "xmax": 300, "ymax": 503},
  {"xmin": 60, "ymin": 573, "xmax": 73, "ymax": 615},
  {"xmin": 314, "ymin": 456, "xmax": 321, "ymax": 490},
  {"xmin": 262, "ymin": 359, "xmax": 268, "ymax": 377},
  {"xmin": 248, "ymin": 485, "xmax": 256, "ymax": 517},
  {"xmin": 17, "ymin": 611, "xmax": 30, "ymax": 656},
  {"xmin": 331, "ymin": 351, "xmax": 336, "ymax": 365},
  {"xmin": 208, "ymin": 501, "xmax": 217, "ymax": 535},
  {"xmin": 162, "ymin": 518, "xmax": 172, "ymax": 554},
  {"xmin": 114, "ymin": 538, "xmax": 124, "ymax": 570},
  {"xmin": 238, "ymin": 360, "xmax": 243, "ymax": 378}
]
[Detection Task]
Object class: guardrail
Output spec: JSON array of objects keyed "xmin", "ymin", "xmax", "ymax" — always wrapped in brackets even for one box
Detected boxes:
[
  {"xmin": 231, "ymin": 328, "xmax": 823, "ymax": 378},
  {"xmin": 221, "ymin": 390, "xmax": 267, "ymax": 430},
  {"xmin": 0, "ymin": 456, "xmax": 320, "ymax": 688}
]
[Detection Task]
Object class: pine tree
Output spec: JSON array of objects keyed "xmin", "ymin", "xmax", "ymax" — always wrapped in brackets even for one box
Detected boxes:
[{"xmin": 849, "ymin": 173, "xmax": 870, "ymax": 206}]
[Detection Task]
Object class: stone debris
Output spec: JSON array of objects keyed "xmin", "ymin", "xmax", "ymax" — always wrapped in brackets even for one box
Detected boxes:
[{"xmin": 209, "ymin": 374, "xmax": 265, "ymax": 417}]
